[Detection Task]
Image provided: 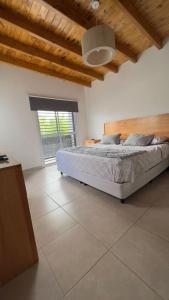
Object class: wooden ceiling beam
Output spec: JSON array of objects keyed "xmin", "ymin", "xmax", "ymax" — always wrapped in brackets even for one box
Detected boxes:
[
  {"xmin": 0, "ymin": 52, "xmax": 91, "ymax": 87},
  {"xmin": 102, "ymin": 62, "xmax": 118, "ymax": 73},
  {"xmin": 0, "ymin": 34, "xmax": 104, "ymax": 81},
  {"xmin": 0, "ymin": 6, "xmax": 81, "ymax": 55},
  {"xmin": 43, "ymin": 0, "xmax": 138, "ymax": 63},
  {"xmin": 0, "ymin": 6, "xmax": 117, "ymax": 73},
  {"xmin": 114, "ymin": 0, "xmax": 163, "ymax": 49}
]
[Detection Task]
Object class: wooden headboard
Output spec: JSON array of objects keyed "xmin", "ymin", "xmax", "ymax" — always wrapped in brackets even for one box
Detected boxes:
[{"xmin": 104, "ymin": 113, "xmax": 169, "ymax": 139}]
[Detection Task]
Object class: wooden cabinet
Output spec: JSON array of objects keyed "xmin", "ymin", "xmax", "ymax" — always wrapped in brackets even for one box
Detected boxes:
[
  {"xmin": 84, "ymin": 139, "xmax": 100, "ymax": 146},
  {"xmin": 0, "ymin": 160, "xmax": 38, "ymax": 286}
]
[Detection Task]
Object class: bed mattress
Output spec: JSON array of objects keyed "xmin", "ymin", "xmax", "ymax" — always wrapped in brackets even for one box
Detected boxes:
[{"xmin": 56, "ymin": 143, "xmax": 169, "ymax": 183}]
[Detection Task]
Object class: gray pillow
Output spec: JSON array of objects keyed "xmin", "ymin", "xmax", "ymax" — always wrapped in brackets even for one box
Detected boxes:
[
  {"xmin": 151, "ymin": 136, "xmax": 169, "ymax": 145},
  {"xmin": 101, "ymin": 133, "xmax": 121, "ymax": 145},
  {"xmin": 124, "ymin": 134, "xmax": 154, "ymax": 146}
]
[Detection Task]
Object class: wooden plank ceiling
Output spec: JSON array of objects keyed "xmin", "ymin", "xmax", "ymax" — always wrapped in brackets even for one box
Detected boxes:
[{"xmin": 0, "ymin": 0, "xmax": 168, "ymax": 87}]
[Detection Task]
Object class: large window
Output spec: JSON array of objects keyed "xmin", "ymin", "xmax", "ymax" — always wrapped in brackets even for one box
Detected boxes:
[{"xmin": 38, "ymin": 111, "xmax": 76, "ymax": 164}]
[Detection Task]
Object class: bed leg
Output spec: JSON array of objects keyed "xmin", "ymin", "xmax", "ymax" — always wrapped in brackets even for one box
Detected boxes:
[
  {"xmin": 60, "ymin": 171, "xmax": 63, "ymax": 175},
  {"xmin": 120, "ymin": 199, "xmax": 125, "ymax": 204}
]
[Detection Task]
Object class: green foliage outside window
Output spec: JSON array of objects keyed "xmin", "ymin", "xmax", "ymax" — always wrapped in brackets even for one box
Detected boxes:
[{"xmin": 39, "ymin": 114, "xmax": 73, "ymax": 136}]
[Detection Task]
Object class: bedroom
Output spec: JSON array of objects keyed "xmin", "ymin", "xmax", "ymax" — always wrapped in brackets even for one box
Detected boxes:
[{"xmin": 0, "ymin": 0, "xmax": 169, "ymax": 299}]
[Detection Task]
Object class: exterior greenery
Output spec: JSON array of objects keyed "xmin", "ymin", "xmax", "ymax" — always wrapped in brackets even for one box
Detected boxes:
[{"xmin": 39, "ymin": 113, "xmax": 73, "ymax": 136}]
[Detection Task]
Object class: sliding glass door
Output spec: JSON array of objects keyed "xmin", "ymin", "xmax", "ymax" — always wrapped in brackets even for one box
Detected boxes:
[{"xmin": 38, "ymin": 110, "xmax": 76, "ymax": 164}]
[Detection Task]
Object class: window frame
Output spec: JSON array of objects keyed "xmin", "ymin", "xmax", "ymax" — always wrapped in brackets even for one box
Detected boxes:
[{"xmin": 37, "ymin": 110, "xmax": 76, "ymax": 165}]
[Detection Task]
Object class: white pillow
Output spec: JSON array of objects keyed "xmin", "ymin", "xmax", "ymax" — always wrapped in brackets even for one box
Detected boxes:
[{"xmin": 151, "ymin": 136, "xmax": 169, "ymax": 145}]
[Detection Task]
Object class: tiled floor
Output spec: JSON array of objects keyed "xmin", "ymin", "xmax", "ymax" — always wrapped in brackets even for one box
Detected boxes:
[{"xmin": 1, "ymin": 165, "xmax": 169, "ymax": 300}]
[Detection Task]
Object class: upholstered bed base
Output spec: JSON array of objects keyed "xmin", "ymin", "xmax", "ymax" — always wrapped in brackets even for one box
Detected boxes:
[{"xmin": 58, "ymin": 158, "xmax": 169, "ymax": 201}]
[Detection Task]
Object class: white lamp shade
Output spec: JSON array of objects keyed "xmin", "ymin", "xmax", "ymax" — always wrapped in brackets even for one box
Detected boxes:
[{"xmin": 81, "ymin": 25, "xmax": 116, "ymax": 67}]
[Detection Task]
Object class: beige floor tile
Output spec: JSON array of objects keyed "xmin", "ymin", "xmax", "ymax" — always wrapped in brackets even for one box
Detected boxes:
[
  {"xmin": 112, "ymin": 225, "xmax": 169, "ymax": 299},
  {"xmin": 26, "ymin": 179, "xmax": 58, "ymax": 195},
  {"xmin": 48, "ymin": 185, "xmax": 85, "ymax": 206},
  {"xmin": 77, "ymin": 182, "xmax": 156, "ymax": 221},
  {"xmin": 42, "ymin": 225, "xmax": 106, "ymax": 294},
  {"xmin": 25, "ymin": 171, "xmax": 56, "ymax": 185},
  {"xmin": 0, "ymin": 252, "xmax": 63, "ymax": 300},
  {"xmin": 64, "ymin": 199, "xmax": 134, "ymax": 248},
  {"xmin": 43, "ymin": 164, "xmax": 60, "ymax": 177},
  {"xmin": 151, "ymin": 185, "xmax": 169, "ymax": 208},
  {"xmin": 48, "ymin": 189, "xmax": 77, "ymax": 206},
  {"xmin": 152, "ymin": 171, "xmax": 169, "ymax": 190},
  {"xmin": 26, "ymin": 186, "xmax": 47, "ymax": 199},
  {"xmin": 28, "ymin": 194, "xmax": 59, "ymax": 221},
  {"xmin": 41, "ymin": 179, "xmax": 71, "ymax": 195},
  {"xmin": 24, "ymin": 167, "xmax": 60, "ymax": 193},
  {"xmin": 20, "ymin": 166, "xmax": 169, "ymax": 300},
  {"xmin": 33, "ymin": 208, "xmax": 76, "ymax": 248},
  {"xmin": 65, "ymin": 252, "xmax": 161, "ymax": 300},
  {"xmin": 46, "ymin": 178, "xmax": 86, "ymax": 199},
  {"xmin": 137, "ymin": 205, "xmax": 169, "ymax": 242}
]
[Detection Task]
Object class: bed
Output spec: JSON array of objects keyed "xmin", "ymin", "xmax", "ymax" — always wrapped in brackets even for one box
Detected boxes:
[{"xmin": 56, "ymin": 113, "xmax": 169, "ymax": 202}]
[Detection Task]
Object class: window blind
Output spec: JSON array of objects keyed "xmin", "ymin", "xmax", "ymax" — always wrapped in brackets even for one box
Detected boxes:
[{"xmin": 29, "ymin": 96, "xmax": 78, "ymax": 112}]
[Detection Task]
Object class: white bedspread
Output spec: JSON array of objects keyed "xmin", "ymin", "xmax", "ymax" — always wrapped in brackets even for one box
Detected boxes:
[{"xmin": 56, "ymin": 144, "xmax": 169, "ymax": 183}]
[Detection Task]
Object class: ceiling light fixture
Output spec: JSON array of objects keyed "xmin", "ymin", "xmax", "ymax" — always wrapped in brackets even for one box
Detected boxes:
[
  {"xmin": 81, "ymin": 0, "xmax": 116, "ymax": 67},
  {"xmin": 91, "ymin": 0, "xmax": 100, "ymax": 10}
]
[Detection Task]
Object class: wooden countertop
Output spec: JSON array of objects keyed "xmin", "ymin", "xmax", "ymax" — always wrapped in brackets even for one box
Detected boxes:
[{"xmin": 0, "ymin": 155, "xmax": 20, "ymax": 170}]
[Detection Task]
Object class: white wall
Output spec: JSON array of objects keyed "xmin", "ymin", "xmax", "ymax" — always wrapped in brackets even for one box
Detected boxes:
[
  {"xmin": 85, "ymin": 41, "xmax": 169, "ymax": 138},
  {"xmin": 0, "ymin": 63, "xmax": 87, "ymax": 170}
]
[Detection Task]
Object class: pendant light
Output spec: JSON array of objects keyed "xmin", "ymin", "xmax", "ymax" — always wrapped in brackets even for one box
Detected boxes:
[{"xmin": 81, "ymin": 0, "xmax": 116, "ymax": 67}]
